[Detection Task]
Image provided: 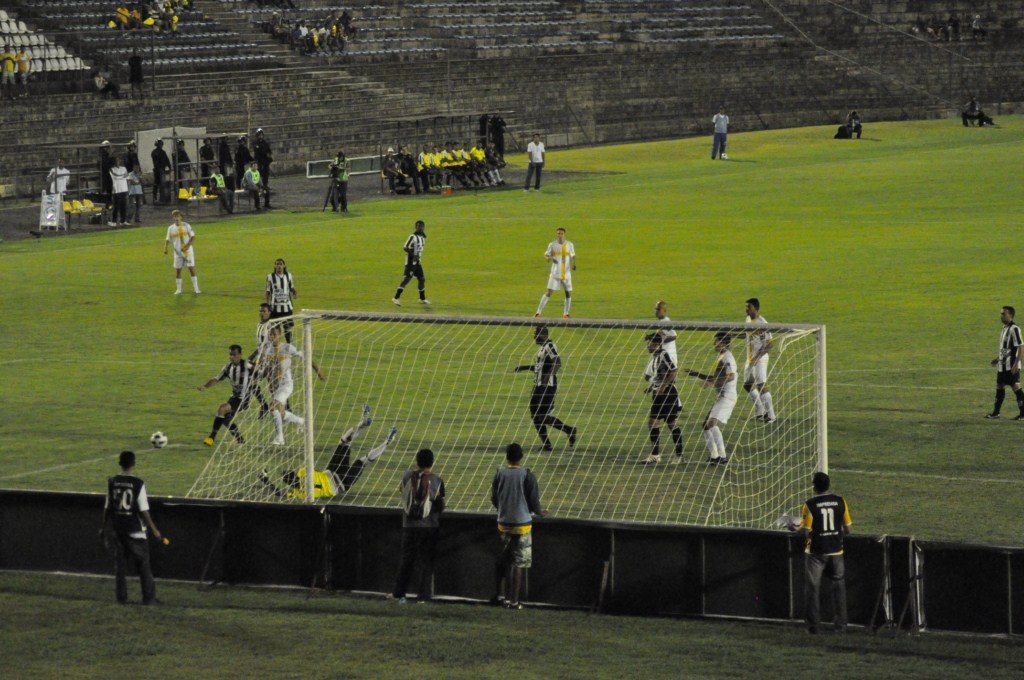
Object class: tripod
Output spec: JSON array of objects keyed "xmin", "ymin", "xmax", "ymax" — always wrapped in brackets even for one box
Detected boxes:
[{"xmin": 322, "ymin": 177, "xmax": 347, "ymax": 213}]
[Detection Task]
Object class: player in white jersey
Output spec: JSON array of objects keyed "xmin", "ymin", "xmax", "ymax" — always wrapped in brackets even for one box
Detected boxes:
[
  {"xmin": 682, "ymin": 332, "xmax": 737, "ymax": 464},
  {"xmin": 260, "ymin": 325, "xmax": 327, "ymax": 445},
  {"xmin": 743, "ymin": 298, "xmax": 776, "ymax": 422},
  {"xmin": 535, "ymin": 228, "xmax": 576, "ymax": 318},
  {"xmin": 162, "ymin": 210, "xmax": 200, "ymax": 295},
  {"xmin": 654, "ymin": 300, "xmax": 678, "ymax": 365}
]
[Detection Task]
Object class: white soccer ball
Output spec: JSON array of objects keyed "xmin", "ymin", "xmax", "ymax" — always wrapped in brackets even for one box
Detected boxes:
[{"xmin": 150, "ymin": 432, "xmax": 168, "ymax": 449}]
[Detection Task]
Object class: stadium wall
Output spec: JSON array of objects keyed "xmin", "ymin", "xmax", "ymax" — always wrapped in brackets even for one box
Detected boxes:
[{"xmin": 1, "ymin": 490, "xmax": 1021, "ymax": 635}]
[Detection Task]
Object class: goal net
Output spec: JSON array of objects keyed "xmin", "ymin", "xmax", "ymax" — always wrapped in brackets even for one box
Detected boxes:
[{"xmin": 188, "ymin": 312, "xmax": 826, "ymax": 529}]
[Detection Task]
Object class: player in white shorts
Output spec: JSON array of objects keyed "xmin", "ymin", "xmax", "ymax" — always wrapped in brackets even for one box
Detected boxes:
[
  {"xmin": 259, "ymin": 325, "xmax": 327, "ymax": 445},
  {"xmin": 163, "ymin": 210, "xmax": 200, "ymax": 295},
  {"xmin": 682, "ymin": 332, "xmax": 737, "ymax": 464},
  {"xmin": 744, "ymin": 298, "xmax": 776, "ymax": 422},
  {"xmin": 535, "ymin": 228, "xmax": 575, "ymax": 318}
]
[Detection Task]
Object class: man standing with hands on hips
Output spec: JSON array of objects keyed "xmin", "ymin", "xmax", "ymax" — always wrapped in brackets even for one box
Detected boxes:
[{"xmin": 524, "ymin": 133, "xmax": 545, "ymax": 191}]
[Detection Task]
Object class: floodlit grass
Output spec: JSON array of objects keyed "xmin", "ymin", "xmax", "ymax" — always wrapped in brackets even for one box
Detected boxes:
[
  {"xmin": 1, "ymin": 572, "xmax": 1022, "ymax": 680},
  {"xmin": 2, "ymin": 119, "xmax": 1023, "ymax": 543}
]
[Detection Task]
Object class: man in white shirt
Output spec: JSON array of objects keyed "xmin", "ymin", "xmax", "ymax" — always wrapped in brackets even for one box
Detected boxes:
[
  {"xmin": 46, "ymin": 159, "xmax": 70, "ymax": 195},
  {"xmin": 109, "ymin": 156, "xmax": 129, "ymax": 227},
  {"xmin": 744, "ymin": 298, "xmax": 776, "ymax": 422},
  {"xmin": 163, "ymin": 209, "xmax": 200, "ymax": 295},
  {"xmin": 535, "ymin": 228, "xmax": 575, "ymax": 318},
  {"xmin": 682, "ymin": 332, "xmax": 737, "ymax": 464},
  {"xmin": 654, "ymin": 300, "xmax": 678, "ymax": 365},
  {"xmin": 712, "ymin": 107, "xmax": 729, "ymax": 160},
  {"xmin": 524, "ymin": 133, "xmax": 545, "ymax": 191}
]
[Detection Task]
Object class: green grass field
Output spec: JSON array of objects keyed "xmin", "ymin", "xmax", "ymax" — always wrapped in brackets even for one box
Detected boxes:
[{"xmin": 3, "ymin": 118, "xmax": 1023, "ymax": 546}]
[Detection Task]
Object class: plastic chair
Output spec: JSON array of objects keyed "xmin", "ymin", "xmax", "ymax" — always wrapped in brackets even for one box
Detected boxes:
[{"xmin": 81, "ymin": 199, "xmax": 103, "ymax": 214}]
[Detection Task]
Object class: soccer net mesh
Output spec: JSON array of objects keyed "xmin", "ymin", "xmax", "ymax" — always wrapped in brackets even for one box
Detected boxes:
[{"xmin": 188, "ymin": 312, "xmax": 825, "ymax": 529}]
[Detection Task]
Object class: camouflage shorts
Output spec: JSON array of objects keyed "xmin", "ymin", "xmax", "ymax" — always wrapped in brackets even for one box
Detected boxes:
[{"xmin": 501, "ymin": 531, "xmax": 533, "ymax": 568}]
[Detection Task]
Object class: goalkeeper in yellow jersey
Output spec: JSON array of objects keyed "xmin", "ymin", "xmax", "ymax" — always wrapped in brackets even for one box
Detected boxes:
[{"xmin": 259, "ymin": 405, "xmax": 397, "ymax": 499}]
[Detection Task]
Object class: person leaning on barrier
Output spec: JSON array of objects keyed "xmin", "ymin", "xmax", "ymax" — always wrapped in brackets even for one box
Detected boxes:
[{"xmin": 329, "ymin": 150, "xmax": 350, "ymax": 212}]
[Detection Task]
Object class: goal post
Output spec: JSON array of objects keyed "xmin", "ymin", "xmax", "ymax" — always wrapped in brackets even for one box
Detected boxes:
[{"xmin": 188, "ymin": 311, "xmax": 827, "ymax": 529}]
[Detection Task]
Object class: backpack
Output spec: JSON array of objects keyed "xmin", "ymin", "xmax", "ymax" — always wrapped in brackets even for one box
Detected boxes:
[{"xmin": 402, "ymin": 470, "xmax": 435, "ymax": 519}]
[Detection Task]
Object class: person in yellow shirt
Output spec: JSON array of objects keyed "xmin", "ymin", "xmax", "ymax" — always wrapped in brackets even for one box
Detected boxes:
[{"xmin": 0, "ymin": 45, "xmax": 16, "ymax": 101}]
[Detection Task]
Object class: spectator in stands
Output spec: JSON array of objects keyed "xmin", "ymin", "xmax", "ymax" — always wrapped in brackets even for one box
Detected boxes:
[
  {"xmin": 417, "ymin": 145, "xmax": 433, "ymax": 191},
  {"xmin": 242, "ymin": 160, "xmax": 264, "ymax": 210},
  {"xmin": 218, "ymin": 136, "xmax": 234, "ymax": 189},
  {"xmin": 253, "ymin": 128, "xmax": 273, "ymax": 205},
  {"xmin": 151, "ymin": 139, "xmax": 171, "ymax": 204},
  {"xmin": 110, "ymin": 156, "xmax": 130, "ymax": 227},
  {"xmin": 846, "ymin": 111, "xmax": 862, "ymax": 139},
  {"xmin": 234, "ymin": 135, "xmax": 252, "ymax": 188},
  {"xmin": 47, "ymin": 159, "xmax": 71, "ymax": 196},
  {"xmin": 340, "ymin": 10, "xmax": 355, "ymax": 39},
  {"xmin": 972, "ymin": 15, "xmax": 986, "ymax": 40},
  {"xmin": 128, "ymin": 166, "xmax": 144, "ymax": 223},
  {"xmin": 94, "ymin": 70, "xmax": 121, "ymax": 99},
  {"xmin": 199, "ymin": 138, "xmax": 215, "ymax": 184},
  {"xmin": 2, "ymin": 46, "xmax": 18, "ymax": 101},
  {"xmin": 128, "ymin": 48, "xmax": 144, "ymax": 101},
  {"xmin": 524, "ymin": 134, "xmax": 545, "ymax": 191},
  {"xmin": 962, "ymin": 97, "xmax": 995, "ymax": 127},
  {"xmin": 15, "ymin": 47, "xmax": 30, "ymax": 98},
  {"xmin": 711, "ymin": 107, "xmax": 729, "ymax": 160},
  {"xmin": 115, "ymin": 4, "xmax": 131, "ymax": 30},
  {"xmin": 124, "ymin": 140, "xmax": 141, "ymax": 174}
]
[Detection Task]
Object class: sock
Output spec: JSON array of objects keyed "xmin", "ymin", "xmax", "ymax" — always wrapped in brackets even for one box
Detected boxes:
[
  {"xmin": 227, "ymin": 423, "xmax": 243, "ymax": 441},
  {"xmin": 748, "ymin": 388, "xmax": 763, "ymax": 416},
  {"xmin": 536, "ymin": 425, "xmax": 550, "ymax": 447},
  {"xmin": 762, "ymin": 392, "xmax": 776, "ymax": 420},
  {"xmin": 283, "ymin": 411, "xmax": 303, "ymax": 426},
  {"xmin": 394, "ymin": 287, "xmax": 404, "ymax": 299},
  {"xmin": 419, "ymin": 286, "xmax": 426, "ymax": 301},
  {"xmin": 191, "ymin": 276, "xmax": 199, "ymax": 292},
  {"xmin": 210, "ymin": 415, "xmax": 224, "ymax": 438},
  {"xmin": 703, "ymin": 429, "xmax": 717, "ymax": 458},
  {"xmin": 1015, "ymin": 389, "xmax": 1024, "ymax": 415},
  {"xmin": 649, "ymin": 427, "xmax": 660, "ymax": 455},
  {"xmin": 363, "ymin": 440, "xmax": 390, "ymax": 463},
  {"xmin": 536, "ymin": 294, "xmax": 550, "ymax": 315},
  {"xmin": 994, "ymin": 388, "xmax": 1006, "ymax": 415},
  {"xmin": 563, "ymin": 297, "xmax": 572, "ymax": 316},
  {"xmin": 671, "ymin": 426, "xmax": 682, "ymax": 455},
  {"xmin": 176, "ymin": 278, "xmax": 183, "ymax": 293},
  {"xmin": 711, "ymin": 426, "xmax": 726, "ymax": 458},
  {"xmin": 272, "ymin": 410, "xmax": 284, "ymax": 439}
]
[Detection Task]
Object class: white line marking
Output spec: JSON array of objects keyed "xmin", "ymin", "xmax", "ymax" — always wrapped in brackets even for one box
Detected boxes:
[{"xmin": 833, "ymin": 467, "xmax": 1020, "ymax": 485}]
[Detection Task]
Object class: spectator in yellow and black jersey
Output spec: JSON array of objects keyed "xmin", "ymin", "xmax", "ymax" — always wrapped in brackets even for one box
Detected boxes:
[
  {"xmin": 790, "ymin": 472, "xmax": 852, "ymax": 634},
  {"xmin": 2, "ymin": 45, "xmax": 18, "ymax": 100}
]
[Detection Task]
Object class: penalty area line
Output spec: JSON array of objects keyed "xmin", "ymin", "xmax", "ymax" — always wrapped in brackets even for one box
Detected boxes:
[
  {"xmin": 0, "ymin": 447, "xmax": 184, "ymax": 481},
  {"xmin": 833, "ymin": 467, "xmax": 1020, "ymax": 485}
]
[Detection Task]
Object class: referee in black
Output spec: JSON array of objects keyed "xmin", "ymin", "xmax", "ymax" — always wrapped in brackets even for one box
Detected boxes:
[
  {"xmin": 986, "ymin": 305, "xmax": 1024, "ymax": 420},
  {"xmin": 392, "ymin": 220, "xmax": 430, "ymax": 306},
  {"xmin": 791, "ymin": 472, "xmax": 852, "ymax": 634},
  {"xmin": 100, "ymin": 450, "xmax": 163, "ymax": 605},
  {"xmin": 514, "ymin": 326, "xmax": 577, "ymax": 451}
]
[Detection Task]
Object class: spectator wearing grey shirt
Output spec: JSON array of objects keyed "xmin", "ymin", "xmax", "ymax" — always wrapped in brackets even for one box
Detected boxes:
[
  {"xmin": 490, "ymin": 442, "xmax": 546, "ymax": 609},
  {"xmin": 712, "ymin": 107, "xmax": 729, "ymax": 160}
]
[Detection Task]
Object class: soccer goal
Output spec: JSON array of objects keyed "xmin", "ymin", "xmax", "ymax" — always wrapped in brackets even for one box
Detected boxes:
[{"xmin": 187, "ymin": 311, "xmax": 826, "ymax": 529}]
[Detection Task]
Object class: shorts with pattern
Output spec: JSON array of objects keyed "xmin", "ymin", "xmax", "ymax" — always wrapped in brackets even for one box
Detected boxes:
[{"xmin": 500, "ymin": 531, "xmax": 533, "ymax": 568}]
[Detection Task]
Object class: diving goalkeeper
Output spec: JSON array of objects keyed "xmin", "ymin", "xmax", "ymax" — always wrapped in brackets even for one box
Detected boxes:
[{"xmin": 259, "ymin": 405, "xmax": 397, "ymax": 499}]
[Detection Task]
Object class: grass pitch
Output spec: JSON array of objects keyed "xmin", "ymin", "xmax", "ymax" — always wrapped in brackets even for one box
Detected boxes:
[{"xmin": 2, "ymin": 118, "xmax": 1023, "ymax": 544}]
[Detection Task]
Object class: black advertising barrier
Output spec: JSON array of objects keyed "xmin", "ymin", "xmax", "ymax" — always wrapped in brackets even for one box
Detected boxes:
[{"xmin": 0, "ymin": 490, "xmax": 1021, "ymax": 635}]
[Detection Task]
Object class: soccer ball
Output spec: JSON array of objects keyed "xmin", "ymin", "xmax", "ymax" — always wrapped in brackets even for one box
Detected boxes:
[{"xmin": 150, "ymin": 432, "xmax": 168, "ymax": 449}]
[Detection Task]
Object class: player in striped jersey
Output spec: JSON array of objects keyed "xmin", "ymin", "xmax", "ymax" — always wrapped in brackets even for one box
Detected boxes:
[
  {"xmin": 392, "ymin": 220, "xmax": 430, "ymax": 306},
  {"xmin": 256, "ymin": 302, "xmax": 272, "ymax": 348},
  {"xmin": 682, "ymin": 332, "xmax": 737, "ymax": 464},
  {"xmin": 654, "ymin": 301, "xmax": 678, "ymax": 365},
  {"xmin": 265, "ymin": 258, "xmax": 297, "ymax": 343},
  {"xmin": 743, "ymin": 298, "xmax": 776, "ymax": 422},
  {"xmin": 258, "ymin": 405, "xmax": 398, "ymax": 499},
  {"xmin": 513, "ymin": 326, "xmax": 578, "ymax": 451},
  {"xmin": 259, "ymin": 324, "xmax": 327, "ymax": 445},
  {"xmin": 535, "ymin": 228, "xmax": 575, "ymax": 318},
  {"xmin": 642, "ymin": 333, "xmax": 684, "ymax": 464},
  {"xmin": 197, "ymin": 344, "xmax": 251, "ymax": 446},
  {"xmin": 163, "ymin": 210, "xmax": 200, "ymax": 295},
  {"xmin": 986, "ymin": 305, "xmax": 1024, "ymax": 420}
]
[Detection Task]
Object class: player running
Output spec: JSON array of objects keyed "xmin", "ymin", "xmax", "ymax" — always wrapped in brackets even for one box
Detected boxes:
[
  {"xmin": 513, "ymin": 326, "xmax": 578, "ymax": 451},
  {"xmin": 197, "ymin": 344, "xmax": 252, "ymax": 446},
  {"xmin": 392, "ymin": 220, "xmax": 430, "ymax": 306}
]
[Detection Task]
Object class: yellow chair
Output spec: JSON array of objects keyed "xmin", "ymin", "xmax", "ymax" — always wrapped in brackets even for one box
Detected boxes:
[
  {"xmin": 71, "ymin": 199, "xmax": 85, "ymax": 213},
  {"xmin": 82, "ymin": 199, "xmax": 103, "ymax": 214}
]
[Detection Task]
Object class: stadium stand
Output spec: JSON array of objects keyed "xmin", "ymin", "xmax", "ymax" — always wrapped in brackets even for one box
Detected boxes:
[{"xmin": 0, "ymin": 0, "xmax": 1021, "ymax": 196}]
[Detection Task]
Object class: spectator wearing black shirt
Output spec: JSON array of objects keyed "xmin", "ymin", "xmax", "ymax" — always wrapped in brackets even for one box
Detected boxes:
[{"xmin": 128, "ymin": 47, "xmax": 144, "ymax": 100}]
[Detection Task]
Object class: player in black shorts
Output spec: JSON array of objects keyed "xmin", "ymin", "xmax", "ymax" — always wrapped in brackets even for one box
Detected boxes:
[
  {"xmin": 198, "ymin": 344, "xmax": 252, "ymax": 445},
  {"xmin": 514, "ymin": 326, "xmax": 577, "ymax": 451},
  {"xmin": 643, "ymin": 333, "xmax": 683, "ymax": 464},
  {"xmin": 987, "ymin": 305, "xmax": 1024, "ymax": 420},
  {"xmin": 392, "ymin": 220, "xmax": 430, "ymax": 306}
]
